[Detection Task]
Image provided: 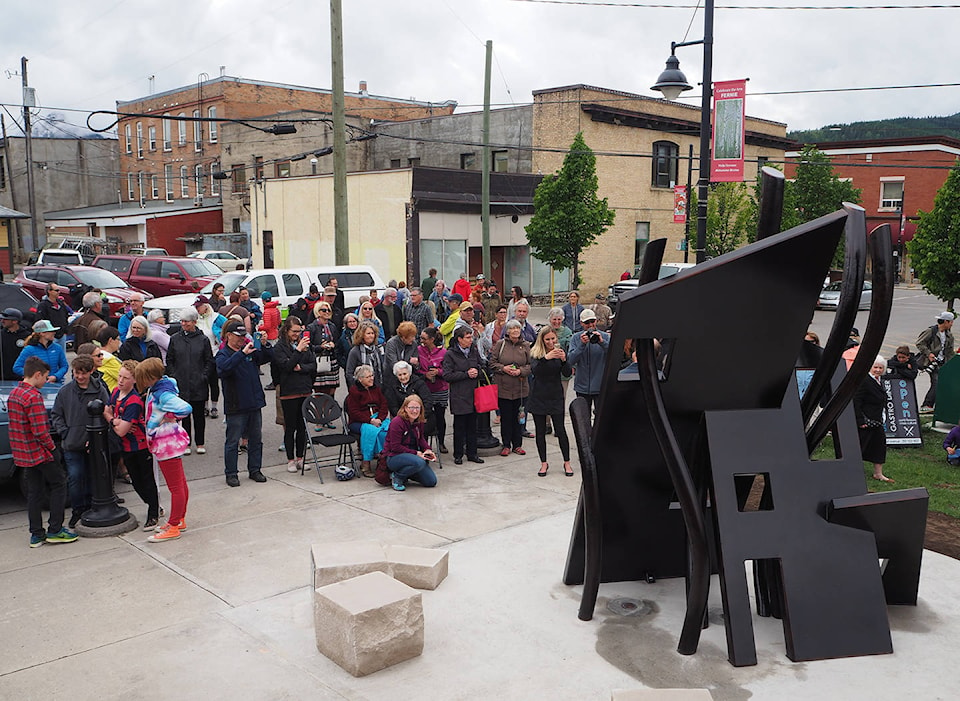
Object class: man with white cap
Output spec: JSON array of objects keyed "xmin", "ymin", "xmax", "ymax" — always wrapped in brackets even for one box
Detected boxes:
[
  {"xmin": 568, "ymin": 307, "xmax": 611, "ymax": 416},
  {"xmin": 917, "ymin": 311, "xmax": 955, "ymax": 412},
  {"xmin": 0, "ymin": 308, "xmax": 30, "ymax": 380}
]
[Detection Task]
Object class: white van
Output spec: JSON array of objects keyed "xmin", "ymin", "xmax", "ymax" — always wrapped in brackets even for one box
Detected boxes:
[{"xmin": 144, "ymin": 265, "xmax": 385, "ymax": 322}]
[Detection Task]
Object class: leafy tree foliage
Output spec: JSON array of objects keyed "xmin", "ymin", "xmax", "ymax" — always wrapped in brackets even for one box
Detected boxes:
[
  {"xmin": 526, "ymin": 132, "xmax": 615, "ymax": 286},
  {"xmin": 789, "ymin": 112, "xmax": 960, "ymax": 144},
  {"xmin": 705, "ymin": 182, "xmax": 753, "ymax": 258},
  {"xmin": 909, "ymin": 161, "xmax": 960, "ymax": 311}
]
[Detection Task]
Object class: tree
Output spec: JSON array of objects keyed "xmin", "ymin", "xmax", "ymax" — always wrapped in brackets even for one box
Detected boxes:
[
  {"xmin": 525, "ymin": 132, "xmax": 615, "ymax": 286},
  {"xmin": 909, "ymin": 160, "xmax": 960, "ymax": 311},
  {"xmin": 783, "ymin": 145, "xmax": 862, "ymax": 267},
  {"xmin": 705, "ymin": 182, "xmax": 753, "ymax": 258}
]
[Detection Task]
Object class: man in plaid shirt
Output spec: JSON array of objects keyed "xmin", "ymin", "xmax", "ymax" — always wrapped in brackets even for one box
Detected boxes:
[{"xmin": 9, "ymin": 356, "xmax": 76, "ymax": 547}]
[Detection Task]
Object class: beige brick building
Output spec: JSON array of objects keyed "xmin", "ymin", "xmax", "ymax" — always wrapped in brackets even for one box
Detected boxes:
[{"xmin": 531, "ymin": 85, "xmax": 791, "ymax": 294}]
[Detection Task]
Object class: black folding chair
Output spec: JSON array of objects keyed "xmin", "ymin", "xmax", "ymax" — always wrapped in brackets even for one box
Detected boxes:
[{"xmin": 302, "ymin": 393, "xmax": 358, "ymax": 483}]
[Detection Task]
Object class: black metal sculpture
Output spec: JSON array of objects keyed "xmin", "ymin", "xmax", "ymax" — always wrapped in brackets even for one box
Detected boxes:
[{"xmin": 565, "ymin": 167, "xmax": 928, "ymax": 666}]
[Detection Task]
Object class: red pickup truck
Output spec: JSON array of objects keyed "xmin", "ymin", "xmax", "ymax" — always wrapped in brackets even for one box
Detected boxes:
[{"xmin": 93, "ymin": 254, "xmax": 222, "ymax": 299}]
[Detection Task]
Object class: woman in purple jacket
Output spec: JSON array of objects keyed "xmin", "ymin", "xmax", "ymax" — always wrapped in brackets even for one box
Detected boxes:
[{"xmin": 382, "ymin": 395, "xmax": 437, "ymax": 492}]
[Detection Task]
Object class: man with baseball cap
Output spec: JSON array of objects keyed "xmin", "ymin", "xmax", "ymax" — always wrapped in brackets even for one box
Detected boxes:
[
  {"xmin": 568, "ymin": 307, "xmax": 611, "ymax": 416},
  {"xmin": 0, "ymin": 307, "xmax": 30, "ymax": 380},
  {"xmin": 917, "ymin": 311, "xmax": 955, "ymax": 412},
  {"xmin": 215, "ymin": 320, "xmax": 272, "ymax": 486}
]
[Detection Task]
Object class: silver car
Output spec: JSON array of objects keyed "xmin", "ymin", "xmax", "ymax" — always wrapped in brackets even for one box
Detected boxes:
[{"xmin": 817, "ymin": 281, "xmax": 872, "ymax": 311}]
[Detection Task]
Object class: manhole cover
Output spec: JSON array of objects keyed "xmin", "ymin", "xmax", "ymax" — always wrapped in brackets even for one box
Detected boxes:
[{"xmin": 607, "ymin": 597, "xmax": 651, "ymax": 617}]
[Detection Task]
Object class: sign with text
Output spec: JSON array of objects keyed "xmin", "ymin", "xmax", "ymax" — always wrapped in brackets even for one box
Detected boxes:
[
  {"xmin": 881, "ymin": 375, "xmax": 922, "ymax": 446},
  {"xmin": 673, "ymin": 186, "xmax": 687, "ymax": 223},
  {"xmin": 710, "ymin": 79, "xmax": 746, "ymax": 182}
]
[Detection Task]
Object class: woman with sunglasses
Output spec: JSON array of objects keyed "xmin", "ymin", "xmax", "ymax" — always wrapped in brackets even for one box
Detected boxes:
[{"xmin": 357, "ymin": 301, "xmax": 385, "ymax": 345}]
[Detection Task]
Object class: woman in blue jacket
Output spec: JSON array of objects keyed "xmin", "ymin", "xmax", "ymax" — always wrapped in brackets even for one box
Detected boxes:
[{"xmin": 13, "ymin": 320, "xmax": 69, "ymax": 383}]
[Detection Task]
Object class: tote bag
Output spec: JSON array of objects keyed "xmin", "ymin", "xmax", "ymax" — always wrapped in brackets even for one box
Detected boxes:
[{"xmin": 473, "ymin": 370, "xmax": 499, "ymax": 413}]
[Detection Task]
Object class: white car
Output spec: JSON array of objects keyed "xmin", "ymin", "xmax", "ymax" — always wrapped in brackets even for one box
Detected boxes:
[{"xmin": 188, "ymin": 250, "xmax": 250, "ymax": 272}]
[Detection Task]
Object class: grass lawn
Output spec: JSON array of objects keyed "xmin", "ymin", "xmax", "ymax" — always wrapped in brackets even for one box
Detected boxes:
[{"xmin": 813, "ymin": 426, "xmax": 960, "ymax": 519}]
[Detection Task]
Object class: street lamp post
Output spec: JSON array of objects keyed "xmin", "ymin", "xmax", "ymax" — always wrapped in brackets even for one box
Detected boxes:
[{"xmin": 651, "ymin": 0, "xmax": 714, "ymax": 265}]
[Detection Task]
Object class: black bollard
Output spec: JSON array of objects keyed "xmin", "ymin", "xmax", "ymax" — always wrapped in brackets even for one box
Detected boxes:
[
  {"xmin": 80, "ymin": 399, "xmax": 131, "ymax": 528},
  {"xmin": 476, "ymin": 411, "xmax": 501, "ymax": 449}
]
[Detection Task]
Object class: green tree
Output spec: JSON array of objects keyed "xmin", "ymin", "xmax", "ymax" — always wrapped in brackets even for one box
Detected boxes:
[
  {"xmin": 784, "ymin": 145, "xmax": 862, "ymax": 267},
  {"xmin": 525, "ymin": 132, "xmax": 615, "ymax": 286},
  {"xmin": 909, "ymin": 160, "xmax": 960, "ymax": 311},
  {"xmin": 705, "ymin": 182, "xmax": 753, "ymax": 258}
]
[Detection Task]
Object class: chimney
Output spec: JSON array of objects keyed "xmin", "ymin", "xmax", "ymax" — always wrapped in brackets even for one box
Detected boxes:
[{"xmin": 359, "ymin": 80, "xmax": 368, "ymax": 95}]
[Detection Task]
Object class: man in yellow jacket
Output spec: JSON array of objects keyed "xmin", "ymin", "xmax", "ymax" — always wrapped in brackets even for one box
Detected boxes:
[{"xmin": 439, "ymin": 294, "xmax": 464, "ymax": 347}]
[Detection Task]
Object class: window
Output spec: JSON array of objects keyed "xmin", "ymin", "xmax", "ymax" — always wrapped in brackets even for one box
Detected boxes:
[
  {"xmin": 460, "ymin": 152, "xmax": 476, "ymax": 170},
  {"xmin": 281, "ymin": 273, "xmax": 303, "ymax": 296},
  {"xmin": 0, "ymin": 154, "xmax": 4, "ymax": 190},
  {"xmin": 127, "ymin": 173, "xmax": 135, "ymax": 200},
  {"xmin": 210, "ymin": 160, "xmax": 221, "ymax": 195},
  {"xmin": 390, "ymin": 159, "xmax": 401, "ymax": 169},
  {"xmin": 137, "ymin": 172, "xmax": 144, "ymax": 203},
  {"xmin": 137, "ymin": 260, "xmax": 161, "ymax": 277},
  {"xmin": 254, "ymin": 156, "xmax": 264, "ymax": 180},
  {"xmin": 148, "ymin": 125, "xmax": 157, "ymax": 151},
  {"xmin": 880, "ymin": 178, "xmax": 905, "ymax": 210},
  {"xmin": 232, "ymin": 164, "xmax": 247, "ymax": 193},
  {"xmin": 408, "ymin": 157, "xmax": 421, "ymax": 167},
  {"xmin": 193, "ymin": 110, "xmax": 202, "ymax": 151},
  {"xmin": 243, "ymin": 274, "xmax": 280, "ymax": 298},
  {"xmin": 232, "ymin": 218, "xmax": 241, "ymax": 233},
  {"xmin": 124, "ymin": 124, "xmax": 132, "ymax": 154},
  {"xmin": 492, "ymin": 150, "xmax": 508, "ymax": 173},
  {"xmin": 275, "ymin": 161, "xmax": 291, "ymax": 178},
  {"xmin": 195, "ymin": 165, "xmax": 204, "ymax": 197},
  {"xmin": 180, "ymin": 166, "xmax": 190, "ymax": 197},
  {"xmin": 151, "ymin": 174, "xmax": 159, "ymax": 199},
  {"xmin": 160, "ymin": 261, "xmax": 182, "ymax": 279},
  {"xmin": 635, "ymin": 222, "xmax": 650, "ymax": 268},
  {"xmin": 164, "ymin": 164, "xmax": 174, "ymax": 201},
  {"xmin": 162, "ymin": 115, "xmax": 172, "ymax": 151},
  {"xmin": 652, "ymin": 141, "xmax": 679, "ymax": 188},
  {"xmin": 177, "ymin": 113, "xmax": 186, "ymax": 146},
  {"xmin": 420, "ymin": 239, "xmax": 466, "ymax": 286},
  {"xmin": 208, "ymin": 107, "xmax": 218, "ymax": 143},
  {"xmin": 136, "ymin": 122, "xmax": 143, "ymax": 158}
]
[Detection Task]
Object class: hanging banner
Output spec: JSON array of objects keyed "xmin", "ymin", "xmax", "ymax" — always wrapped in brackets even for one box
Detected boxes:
[
  {"xmin": 710, "ymin": 79, "xmax": 746, "ymax": 182},
  {"xmin": 673, "ymin": 186, "xmax": 687, "ymax": 223},
  {"xmin": 881, "ymin": 375, "xmax": 922, "ymax": 446}
]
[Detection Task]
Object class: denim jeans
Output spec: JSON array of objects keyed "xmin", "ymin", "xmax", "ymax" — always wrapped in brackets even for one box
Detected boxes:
[
  {"xmin": 62, "ymin": 449, "xmax": 91, "ymax": 513},
  {"xmin": 224, "ymin": 410, "xmax": 263, "ymax": 475},
  {"xmin": 387, "ymin": 453, "xmax": 437, "ymax": 487}
]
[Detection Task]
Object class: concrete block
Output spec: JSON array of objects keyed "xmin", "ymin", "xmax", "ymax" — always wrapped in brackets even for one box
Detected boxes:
[
  {"xmin": 310, "ymin": 541, "xmax": 388, "ymax": 589},
  {"xmin": 611, "ymin": 690, "xmax": 714, "ymax": 700},
  {"xmin": 314, "ymin": 571, "xmax": 424, "ymax": 677},
  {"xmin": 385, "ymin": 544, "xmax": 449, "ymax": 590}
]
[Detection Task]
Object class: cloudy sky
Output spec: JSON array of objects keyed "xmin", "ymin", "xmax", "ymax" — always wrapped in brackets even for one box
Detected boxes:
[{"xmin": 1, "ymin": 0, "xmax": 957, "ymax": 138}]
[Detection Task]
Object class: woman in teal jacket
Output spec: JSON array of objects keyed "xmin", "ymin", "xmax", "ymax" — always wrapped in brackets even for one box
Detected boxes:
[{"xmin": 13, "ymin": 320, "xmax": 69, "ymax": 383}]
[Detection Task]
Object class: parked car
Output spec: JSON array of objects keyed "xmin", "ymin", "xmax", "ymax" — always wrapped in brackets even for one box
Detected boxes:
[
  {"xmin": 36, "ymin": 248, "xmax": 85, "ymax": 266},
  {"xmin": 0, "ymin": 283, "xmax": 41, "ymax": 324},
  {"xmin": 607, "ymin": 263, "xmax": 696, "ymax": 316},
  {"xmin": 128, "ymin": 247, "xmax": 169, "ymax": 256},
  {"xmin": 144, "ymin": 265, "xmax": 386, "ymax": 322},
  {"xmin": 817, "ymin": 280, "xmax": 873, "ymax": 311},
  {"xmin": 92, "ymin": 254, "xmax": 222, "ymax": 298},
  {"xmin": 188, "ymin": 250, "xmax": 250, "ymax": 272},
  {"xmin": 0, "ymin": 380, "xmax": 61, "ymax": 498},
  {"xmin": 14, "ymin": 265, "xmax": 153, "ymax": 322}
]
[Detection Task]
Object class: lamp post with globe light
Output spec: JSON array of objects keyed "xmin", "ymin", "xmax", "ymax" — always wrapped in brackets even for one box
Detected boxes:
[{"xmin": 651, "ymin": 0, "xmax": 714, "ymax": 265}]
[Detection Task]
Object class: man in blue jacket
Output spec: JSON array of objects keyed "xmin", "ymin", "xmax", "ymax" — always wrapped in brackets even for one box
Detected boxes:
[
  {"xmin": 215, "ymin": 321, "xmax": 272, "ymax": 487},
  {"xmin": 568, "ymin": 308, "xmax": 610, "ymax": 417}
]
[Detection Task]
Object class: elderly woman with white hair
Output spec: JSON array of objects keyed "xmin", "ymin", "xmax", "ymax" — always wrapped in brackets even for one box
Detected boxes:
[
  {"xmin": 146, "ymin": 308, "xmax": 170, "ymax": 362},
  {"xmin": 853, "ymin": 355, "xmax": 893, "ymax": 483},
  {"xmin": 117, "ymin": 315, "xmax": 162, "ymax": 362},
  {"xmin": 165, "ymin": 306, "xmax": 214, "ymax": 456},
  {"xmin": 384, "ymin": 360, "xmax": 433, "ymax": 428}
]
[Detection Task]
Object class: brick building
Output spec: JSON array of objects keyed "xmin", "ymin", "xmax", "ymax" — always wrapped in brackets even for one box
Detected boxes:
[
  {"xmin": 115, "ymin": 76, "xmax": 457, "ymax": 234},
  {"xmin": 785, "ymin": 136, "xmax": 960, "ymax": 281}
]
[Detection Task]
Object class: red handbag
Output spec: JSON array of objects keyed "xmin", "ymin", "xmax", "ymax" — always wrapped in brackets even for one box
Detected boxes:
[{"xmin": 473, "ymin": 370, "xmax": 499, "ymax": 413}]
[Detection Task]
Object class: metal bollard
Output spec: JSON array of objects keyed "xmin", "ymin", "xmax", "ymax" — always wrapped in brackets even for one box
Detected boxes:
[{"xmin": 79, "ymin": 399, "xmax": 132, "ymax": 529}]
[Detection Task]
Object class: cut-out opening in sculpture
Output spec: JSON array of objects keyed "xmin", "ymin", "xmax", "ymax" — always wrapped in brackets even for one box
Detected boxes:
[
  {"xmin": 615, "ymin": 337, "xmax": 674, "ymax": 382},
  {"xmin": 734, "ymin": 473, "xmax": 774, "ymax": 512}
]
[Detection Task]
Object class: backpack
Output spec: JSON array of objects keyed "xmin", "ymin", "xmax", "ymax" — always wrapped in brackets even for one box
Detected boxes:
[
  {"xmin": 915, "ymin": 325, "xmax": 937, "ymax": 369},
  {"xmin": 374, "ymin": 453, "xmax": 391, "ymax": 486}
]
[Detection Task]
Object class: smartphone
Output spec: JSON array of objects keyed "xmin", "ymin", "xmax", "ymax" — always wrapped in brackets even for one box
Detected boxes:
[
  {"xmin": 302, "ymin": 330, "xmax": 311, "ymax": 343},
  {"xmin": 253, "ymin": 333, "xmax": 262, "ymax": 350}
]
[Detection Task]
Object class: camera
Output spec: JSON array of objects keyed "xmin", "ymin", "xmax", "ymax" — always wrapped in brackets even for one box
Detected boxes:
[{"xmin": 586, "ymin": 330, "xmax": 602, "ymax": 344}]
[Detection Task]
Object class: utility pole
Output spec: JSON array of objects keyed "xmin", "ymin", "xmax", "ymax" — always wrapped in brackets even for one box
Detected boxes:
[
  {"xmin": 330, "ymin": 0, "xmax": 349, "ymax": 265},
  {"xmin": 481, "ymin": 40, "xmax": 492, "ymax": 280},
  {"xmin": 21, "ymin": 57, "xmax": 39, "ymax": 251}
]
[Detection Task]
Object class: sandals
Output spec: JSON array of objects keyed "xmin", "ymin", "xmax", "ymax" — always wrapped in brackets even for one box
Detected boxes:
[
  {"xmin": 538, "ymin": 464, "xmax": 549, "ymax": 477},
  {"xmin": 512, "ymin": 447, "xmax": 526, "ymax": 456},
  {"xmin": 500, "ymin": 448, "xmax": 511, "ymax": 457}
]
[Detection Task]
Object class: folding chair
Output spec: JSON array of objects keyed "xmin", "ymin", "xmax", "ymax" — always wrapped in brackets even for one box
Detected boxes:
[
  {"xmin": 424, "ymin": 413, "xmax": 443, "ymax": 470},
  {"xmin": 302, "ymin": 393, "xmax": 358, "ymax": 483}
]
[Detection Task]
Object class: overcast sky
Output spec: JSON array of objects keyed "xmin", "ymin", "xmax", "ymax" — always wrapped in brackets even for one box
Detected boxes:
[{"xmin": 1, "ymin": 0, "xmax": 958, "ymax": 138}]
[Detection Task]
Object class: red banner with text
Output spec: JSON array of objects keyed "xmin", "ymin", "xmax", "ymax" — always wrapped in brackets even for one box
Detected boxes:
[
  {"xmin": 710, "ymin": 79, "xmax": 746, "ymax": 182},
  {"xmin": 673, "ymin": 186, "xmax": 687, "ymax": 223}
]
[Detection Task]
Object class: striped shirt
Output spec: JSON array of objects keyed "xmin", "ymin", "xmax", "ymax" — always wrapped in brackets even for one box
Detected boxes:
[{"xmin": 109, "ymin": 388, "xmax": 148, "ymax": 452}]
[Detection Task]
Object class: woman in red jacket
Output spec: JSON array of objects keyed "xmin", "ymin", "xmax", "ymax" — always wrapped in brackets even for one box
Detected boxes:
[
  {"xmin": 382, "ymin": 395, "xmax": 437, "ymax": 491},
  {"xmin": 258, "ymin": 291, "xmax": 281, "ymax": 342}
]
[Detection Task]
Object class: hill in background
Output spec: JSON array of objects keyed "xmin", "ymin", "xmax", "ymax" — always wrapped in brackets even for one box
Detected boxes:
[{"xmin": 788, "ymin": 113, "xmax": 960, "ymax": 144}]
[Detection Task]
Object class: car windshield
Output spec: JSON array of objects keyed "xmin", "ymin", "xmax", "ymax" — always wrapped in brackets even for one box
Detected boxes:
[
  {"xmin": 200, "ymin": 272, "xmax": 247, "ymax": 295},
  {"xmin": 181, "ymin": 259, "xmax": 222, "ymax": 277},
  {"xmin": 73, "ymin": 268, "xmax": 129, "ymax": 289}
]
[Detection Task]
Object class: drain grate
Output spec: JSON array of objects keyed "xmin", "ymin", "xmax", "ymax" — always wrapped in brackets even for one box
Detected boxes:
[{"xmin": 607, "ymin": 597, "xmax": 651, "ymax": 617}]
